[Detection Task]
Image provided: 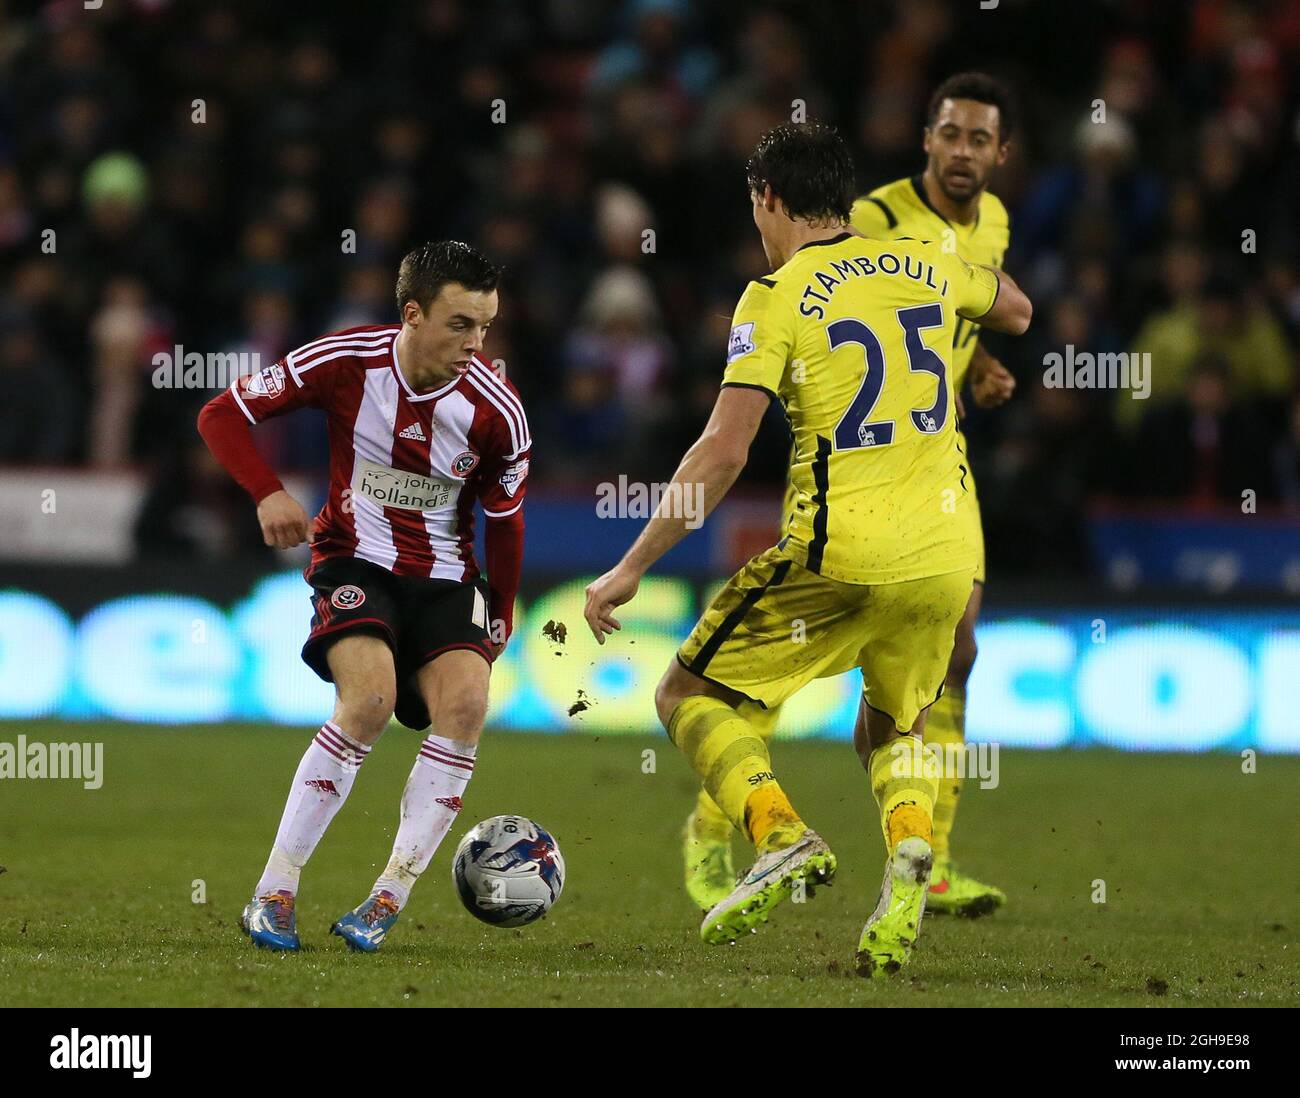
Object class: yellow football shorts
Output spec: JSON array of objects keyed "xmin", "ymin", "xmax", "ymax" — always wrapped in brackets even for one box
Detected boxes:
[{"xmin": 677, "ymin": 546, "xmax": 976, "ymax": 733}]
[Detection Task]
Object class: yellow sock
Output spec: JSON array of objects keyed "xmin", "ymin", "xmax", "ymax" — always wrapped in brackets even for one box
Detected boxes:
[
  {"xmin": 669, "ymin": 696, "xmax": 805, "ymax": 854},
  {"xmin": 688, "ymin": 787, "xmax": 733, "ymax": 843},
  {"xmin": 690, "ymin": 699, "xmax": 781, "ymax": 839},
  {"xmin": 868, "ymin": 735, "xmax": 939, "ymax": 853},
  {"xmin": 924, "ymin": 686, "xmax": 965, "ymax": 860}
]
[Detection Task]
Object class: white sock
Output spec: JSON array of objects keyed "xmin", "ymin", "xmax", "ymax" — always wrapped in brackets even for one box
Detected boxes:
[
  {"xmin": 372, "ymin": 733, "xmax": 477, "ymax": 908},
  {"xmin": 254, "ymin": 721, "xmax": 370, "ymax": 897}
]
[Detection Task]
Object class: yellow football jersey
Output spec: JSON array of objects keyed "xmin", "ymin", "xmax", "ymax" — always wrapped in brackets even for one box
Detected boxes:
[
  {"xmin": 723, "ymin": 231, "xmax": 998, "ymax": 585},
  {"xmin": 851, "ymin": 176, "xmax": 1009, "ymax": 391}
]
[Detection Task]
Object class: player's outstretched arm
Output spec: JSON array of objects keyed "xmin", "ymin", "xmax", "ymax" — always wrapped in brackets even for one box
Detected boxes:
[
  {"xmin": 972, "ymin": 267, "xmax": 1032, "ymax": 336},
  {"xmin": 583, "ymin": 385, "xmax": 770, "ymax": 643}
]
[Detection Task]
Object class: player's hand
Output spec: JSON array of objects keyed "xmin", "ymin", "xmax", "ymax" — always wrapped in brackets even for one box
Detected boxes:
[
  {"xmin": 256, "ymin": 490, "xmax": 310, "ymax": 549},
  {"xmin": 969, "ymin": 355, "xmax": 1016, "ymax": 409},
  {"xmin": 583, "ymin": 565, "xmax": 640, "ymax": 644}
]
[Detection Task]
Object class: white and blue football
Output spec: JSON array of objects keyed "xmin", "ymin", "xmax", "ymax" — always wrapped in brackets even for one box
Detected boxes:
[{"xmin": 452, "ymin": 815, "xmax": 565, "ymax": 927}]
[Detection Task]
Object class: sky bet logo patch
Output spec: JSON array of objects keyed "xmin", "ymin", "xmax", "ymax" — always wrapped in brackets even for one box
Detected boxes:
[
  {"xmin": 243, "ymin": 363, "xmax": 285, "ymax": 398},
  {"xmin": 727, "ymin": 322, "xmax": 755, "ymax": 364},
  {"xmin": 499, "ymin": 458, "xmax": 529, "ymax": 497}
]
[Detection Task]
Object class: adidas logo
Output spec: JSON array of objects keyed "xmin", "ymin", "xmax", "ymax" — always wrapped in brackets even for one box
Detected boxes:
[{"xmin": 398, "ymin": 422, "xmax": 427, "ymax": 441}]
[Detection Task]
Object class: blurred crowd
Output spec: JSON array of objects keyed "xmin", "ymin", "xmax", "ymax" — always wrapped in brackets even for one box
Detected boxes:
[{"xmin": 2, "ymin": 0, "xmax": 1299, "ymax": 572}]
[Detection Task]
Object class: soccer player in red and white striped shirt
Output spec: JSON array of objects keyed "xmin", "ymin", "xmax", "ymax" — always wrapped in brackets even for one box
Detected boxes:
[{"xmin": 198, "ymin": 241, "xmax": 529, "ymax": 952}]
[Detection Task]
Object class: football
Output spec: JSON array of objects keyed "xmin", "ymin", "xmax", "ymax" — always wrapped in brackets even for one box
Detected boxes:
[{"xmin": 452, "ymin": 815, "xmax": 565, "ymax": 927}]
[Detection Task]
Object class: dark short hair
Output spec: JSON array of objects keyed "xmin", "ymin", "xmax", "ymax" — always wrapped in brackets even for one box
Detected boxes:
[
  {"xmin": 395, "ymin": 240, "xmax": 502, "ymax": 313},
  {"xmin": 745, "ymin": 123, "xmax": 856, "ymax": 223},
  {"xmin": 926, "ymin": 72, "xmax": 1015, "ymax": 141}
]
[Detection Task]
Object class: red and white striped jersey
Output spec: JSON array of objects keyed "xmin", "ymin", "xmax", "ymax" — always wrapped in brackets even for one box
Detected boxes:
[{"xmin": 227, "ymin": 324, "xmax": 530, "ymax": 581}]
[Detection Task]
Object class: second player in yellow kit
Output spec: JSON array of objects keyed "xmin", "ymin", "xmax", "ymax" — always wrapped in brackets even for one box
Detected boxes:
[
  {"xmin": 851, "ymin": 173, "xmax": 1009, "ymax": 586},
  {"xmin": 853, "ymin": 176, "xmax": 1009, "ymax": 398},
  {"xmin": 847, "ymin": 76, "xmax": 1018, "ymax": 917}
]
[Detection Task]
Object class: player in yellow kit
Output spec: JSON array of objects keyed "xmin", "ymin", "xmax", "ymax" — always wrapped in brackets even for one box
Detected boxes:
[
  {"xmin": 682, "ymin": 73, "xmax": 1020, "ymax": 919},
  {"xmin": 583, "ymin": 123, "xmax": 1031, "ymax": 975}
]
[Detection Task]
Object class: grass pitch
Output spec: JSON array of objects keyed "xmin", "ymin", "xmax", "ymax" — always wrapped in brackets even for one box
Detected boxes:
[{"xmin": 0, "ymin": 722, "xmax": 1296, "ymax": 1007}]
